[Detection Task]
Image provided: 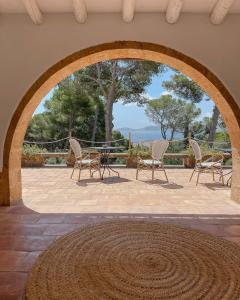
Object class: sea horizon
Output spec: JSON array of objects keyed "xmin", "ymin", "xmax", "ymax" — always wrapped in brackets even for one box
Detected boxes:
[{"xmin": 117, "ymin": 127, "xmax": 183, "ymax": 143}]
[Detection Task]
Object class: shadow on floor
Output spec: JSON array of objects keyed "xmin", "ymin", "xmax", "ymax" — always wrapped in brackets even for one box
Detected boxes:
[
  {"xmin": 143, "ymin": 179, "xmax": 184, "ymax": 189},
  {"xmin": 76, "ymin": 177, "xmax": 131, "ymax": 186},
  {"xmin": 203, "ymin": 182, "xmax": 230, "ymax": 191}
]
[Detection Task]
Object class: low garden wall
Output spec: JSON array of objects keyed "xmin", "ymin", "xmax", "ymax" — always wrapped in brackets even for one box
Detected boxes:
[{"xmin": 21, "ymin": 152, "xmax": 231, "ymax": 168}]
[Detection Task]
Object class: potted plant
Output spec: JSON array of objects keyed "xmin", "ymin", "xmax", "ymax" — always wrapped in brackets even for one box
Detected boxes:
[
  {"xmin": 66, "ymin": 151, "xmax": 75, "ymax": 167},
  {"xmin": 21, "ymin": 144, "xmax": 47, "ymax": 167},
  {"xmin": 127, "ymin": 145, "xmax": 151, "ymax": 168},
  {"xmin": 181, "ymin": 144, "xmax": 224, "ymax": 168}
]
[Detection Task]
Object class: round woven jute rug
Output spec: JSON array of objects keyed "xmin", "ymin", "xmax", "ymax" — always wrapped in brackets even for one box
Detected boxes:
[{"xmin": 25, "ymin": 220, "xmax": 240, "ymax": 299}]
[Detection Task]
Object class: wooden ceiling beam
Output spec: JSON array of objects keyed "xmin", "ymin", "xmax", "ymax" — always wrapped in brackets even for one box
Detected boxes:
[
  {"xmin": 122, "ymin": 0, "xmax": 135, "ymax": 23},
  {"xmin": 22, "ymin": 0, "xmax": 43, "ymax": 25},
  {"xmin": 211, "ymin": 0, "xmax": 235, "ymax": 25},
  {"xmin": 72, "ymin": 0, "xmax": 87, "ymax": 23},
  {"xmin": 166, "ymin": 0, "xmax": 183, "ymax": 24}
]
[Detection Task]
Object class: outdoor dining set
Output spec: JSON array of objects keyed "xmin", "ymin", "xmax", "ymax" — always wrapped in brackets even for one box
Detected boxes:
[{"xmin": 69, "ymin": 138, "xmax": 230, "ymax": 186}]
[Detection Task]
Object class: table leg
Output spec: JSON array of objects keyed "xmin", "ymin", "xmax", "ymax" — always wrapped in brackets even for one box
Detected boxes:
[
  {"xmin": 107, "ymin": 165, "xmax": 120, "ymax": 177},
  {"xmin": 100, "ymin": 150, "xmax": 120, "ymax": 179}
]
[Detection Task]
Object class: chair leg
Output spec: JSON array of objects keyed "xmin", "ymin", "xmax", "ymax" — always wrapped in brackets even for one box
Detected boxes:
[
  {"xmin": 221, "ymin": 174, "xmax": 225, "ymax": 185},
  {"xmin": 70, "ymin": 167, "xmax": 75, "ymax": 179},
  {"xmin": 196, "ymin": 171, "xmax": 200, "ymax": 186},
  {"xmin": 90, "ymin": 167, "xmax": 92, "ymax": 178},
  {"xmin": 78, "ymin": 167, "xmax": 81, "ymax": 182},
  {"xmin": 227, "ymin": 175, "xmax": 232, "ymax": 187},
  {"xmin": 99, "ymin": 168, "xmax": 101, "ymax": 179},
  {"xmin": 212, "ymin": 168, "xmax": 215, "ymax": 181},
  {"xmin": 163, "ymin": 168, "xmax": 168, "ymax": 182},
  {"xmin": 136, "ymin": 166, "xmax": 139, "ymax": 180},
  {"xmin": 152, "ymin": 167, "xmax": 154, "ymax": 182},
  {"xmin": 189, "ymin": 169, "xmax": 195, "ymax": 182},
  {"xmin": 220, "ymin": 169, "xmax": 224, "ymax": 185},
  {"xmin": 71, "ymin": 164, "xmax": 78, "ymax": 179}
]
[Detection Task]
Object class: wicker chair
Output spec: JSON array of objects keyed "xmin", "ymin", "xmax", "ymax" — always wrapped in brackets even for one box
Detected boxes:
[
  {"xmin": 136, "ymin": 140, "xmax": 169, "ymax": 182},
  {"xmin": 189, "ymin": 139, "xmax": 224, "ymax": 186},
  {"xmin": 69, "ymin": 138, "xmax": 101, "ymax": 181}
]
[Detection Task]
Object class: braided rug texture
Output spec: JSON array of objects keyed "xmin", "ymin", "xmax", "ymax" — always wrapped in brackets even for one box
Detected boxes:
[{"xmin": 25, "ymin": 220, "xmax": 240, "ymax": 300}]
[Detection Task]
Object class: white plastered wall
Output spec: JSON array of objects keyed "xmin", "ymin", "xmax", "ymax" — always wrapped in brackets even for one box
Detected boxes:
[{"xmin": 0, "ymin": 13, "xmax": 240, "ymax": 170}]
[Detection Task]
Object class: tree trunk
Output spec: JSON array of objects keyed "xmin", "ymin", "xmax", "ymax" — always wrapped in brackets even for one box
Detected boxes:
[
  {"xmin": 68, "ymin": 114, "xmax": 73, "ymax": 138},
  {"xmin": 161, "ymin": 127, "xmax": 167, "ymax": 140},
  {"xmin": 104, "ymin": 61, "xmax": 116, "ymax": 143},
  {"xmin": 170, "ymin": 129, "xmax": 175, "ymax": 141},
  {"xmin": 105, "ymin": 99, "xmax": 113, "ymax": 142},
  {"xmin": 208, "ymin": 105, "xmax": 220, "ymax": 147},
  {"xmin": 91, "ymin": 102, "xmax": 99, "ymax": 146},
  {"xmin": 183, "ymin": 123, "xmax": 189, "ymax": 148}
]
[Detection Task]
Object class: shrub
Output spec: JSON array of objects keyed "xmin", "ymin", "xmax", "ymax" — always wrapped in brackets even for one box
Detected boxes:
[
  {"xmin": 128, "ymin": 144, "xmax": 150, "ymax": 158},
  {"xmin": 22, "ymin": 144, "xmax": 47, "ymax": 157},
  {"xmin": 181, "ymin": 143, "xmax": 224, "ymax": 158}
]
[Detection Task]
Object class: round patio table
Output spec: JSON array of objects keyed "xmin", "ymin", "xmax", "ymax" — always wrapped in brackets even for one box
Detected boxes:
[{"xmin": 90, "ymin": 146, "xmax": 125, "ymax": 180}]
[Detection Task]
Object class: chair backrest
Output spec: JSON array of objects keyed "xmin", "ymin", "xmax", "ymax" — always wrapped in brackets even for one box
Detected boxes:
[
  {"xmin": 151, "ymin": 140, "xmax": 169, "ymax": 161},
  {"xmin": 69, "ymin": 138, "xmax": 82, "ymax": 159},
  {"xmin": 189, "ymin": 139, "xmax": 202, "ymax": 161}
]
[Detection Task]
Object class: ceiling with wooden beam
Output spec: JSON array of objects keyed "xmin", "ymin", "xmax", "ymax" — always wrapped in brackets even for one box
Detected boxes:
[{"xmin": 0, "ymin": 0, "xmax": 239, "ymax": 25}]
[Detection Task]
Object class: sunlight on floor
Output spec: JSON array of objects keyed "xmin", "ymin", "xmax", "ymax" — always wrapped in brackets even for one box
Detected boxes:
[{"xmin": 22, "ymin": 167, "xmax": 235, "ymax": 214}]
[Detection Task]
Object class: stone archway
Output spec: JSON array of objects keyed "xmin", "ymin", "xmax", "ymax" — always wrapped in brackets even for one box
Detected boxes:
[{"xmin": 1, "ymin": 41, "xmax": 240, "ymax": 205}]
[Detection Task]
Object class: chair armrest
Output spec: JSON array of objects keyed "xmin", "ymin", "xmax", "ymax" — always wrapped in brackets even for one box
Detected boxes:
[
  {"xmin": 203, "ymin": 153, "xmax": 224, "ymax": 165},
  {"xmin": 92, "ymin": 154, "xmax": 101, "ymax": 163},
  {"xmin": 81, "ymin": 154, "xmax": 91, "ymax": 160}
]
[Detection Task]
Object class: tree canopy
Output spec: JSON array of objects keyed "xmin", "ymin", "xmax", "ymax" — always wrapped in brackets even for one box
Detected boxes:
[
  {"xmin": 25, "ymin": 59, "xmax": 228, "ymax": 153},
  {"xmin": 162, "ymin": 74, "xmax": 206, "ymax": 103},
  {"xmin": 145, "ymin": 95, "xmax": 201, "ymax": 140},
  {"xmin": 74, "ymin": 60, "xmax": 165, "ymax": 141},
  {"xmin": 25, "ymin": 76, "xmax": 106, "ymax": 149},
  {"xmin": 162, "ymin": 73, "xmax": 223, "ymax": 144}
]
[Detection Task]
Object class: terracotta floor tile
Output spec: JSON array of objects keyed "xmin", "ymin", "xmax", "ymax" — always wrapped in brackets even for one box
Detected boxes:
[
  {"xmin": 0, "ymin": 251, "xmax": 29, "ymax": 271},
  {"xmin": 0, "ymin": 235, "xmax": 16, "ymax": 250},
  {"xmin": 0, "ymin": 167, "xmax": 238, "ymax": 298},
  {"xmin": 20, "ymin": 251, "xmax": 42, "ymax": 272},
  {"xmin": 43, "ymin": 223, "xmax": 80, "ymax": 235},
  {"xmin": 13, "ymin": 235, "xmax": 57, "ymax": 251},
  {"xmin": 37, "ymin": 214, "xmax": 65, "ymax": 224},
  {"xmin": 0, "ymin": 272, "xmax": 27, "ymax": 297},
  {"xmin": 0, "ymin": 213, "xmax": 40, "ymax": 224},
  {"xmin": 0, "ymin": 224, "xmax": 48, "ymax": 236}
]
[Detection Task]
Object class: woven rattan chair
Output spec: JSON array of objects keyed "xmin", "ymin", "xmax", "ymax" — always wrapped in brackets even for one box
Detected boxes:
[
  {"xmin": 189, "ymin": 139, "xmax": 224, "ymax": 186},
  {"xmin": 136, "ymin": 140, "xmax": 169, "ymax": 182},
  {"xmin": 69, "ymin": 138, "xmax": 101, "ymax": 181}
]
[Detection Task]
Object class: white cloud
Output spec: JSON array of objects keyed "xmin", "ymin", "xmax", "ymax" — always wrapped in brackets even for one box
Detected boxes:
[
  {"xmin": 160, "ymin": 90, "xmax": 174, "ymax": 96},
  {"xmin": 118, "ymin": 93, "xmax": 154, "ymax": 106},
  {"xmin": 142, "ymin": 93, "xmax": 154, "ymax": 100},
  {"xmin": 123, "ymin": 102, "xmax": 138, "ymax": 107},
  {"xmin": 203, "ymin": 112, "xmax": 212, "ymax": 118}
]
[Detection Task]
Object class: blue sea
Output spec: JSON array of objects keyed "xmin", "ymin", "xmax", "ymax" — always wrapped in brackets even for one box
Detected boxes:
[{"xmin": 118, "ymin": 129, "xmax": 183, "ymax": 143}]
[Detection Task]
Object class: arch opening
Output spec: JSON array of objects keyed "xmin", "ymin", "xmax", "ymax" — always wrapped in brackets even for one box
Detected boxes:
[{"xmin": 1, "ymin": 41, "xmax": 240, "ymax": 205}]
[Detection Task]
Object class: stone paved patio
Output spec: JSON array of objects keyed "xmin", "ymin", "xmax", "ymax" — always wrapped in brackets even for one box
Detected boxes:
[{"xmin": 22, "ymin": 167, "xmax": 235, "ymax": 214}]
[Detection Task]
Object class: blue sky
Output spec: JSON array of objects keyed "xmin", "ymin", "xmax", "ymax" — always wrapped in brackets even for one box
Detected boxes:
[{"xmin": 35, "ymin": 68, "xmax": 214, "ymax": 129}]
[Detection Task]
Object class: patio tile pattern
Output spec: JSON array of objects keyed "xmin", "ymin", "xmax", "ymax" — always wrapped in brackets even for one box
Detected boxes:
[{"xmin": 22, "ymin": 167, "xmax": 235, "ymax": 214}]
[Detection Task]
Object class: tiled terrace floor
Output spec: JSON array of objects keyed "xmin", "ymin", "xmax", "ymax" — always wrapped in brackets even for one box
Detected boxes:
[
  {"xmin": 22, "ymin": 167, "xmax": 235, "ymax": 214},
  {"xmin": 0, "ymin": 167, "xmax": 239, "ymax": 299}
]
